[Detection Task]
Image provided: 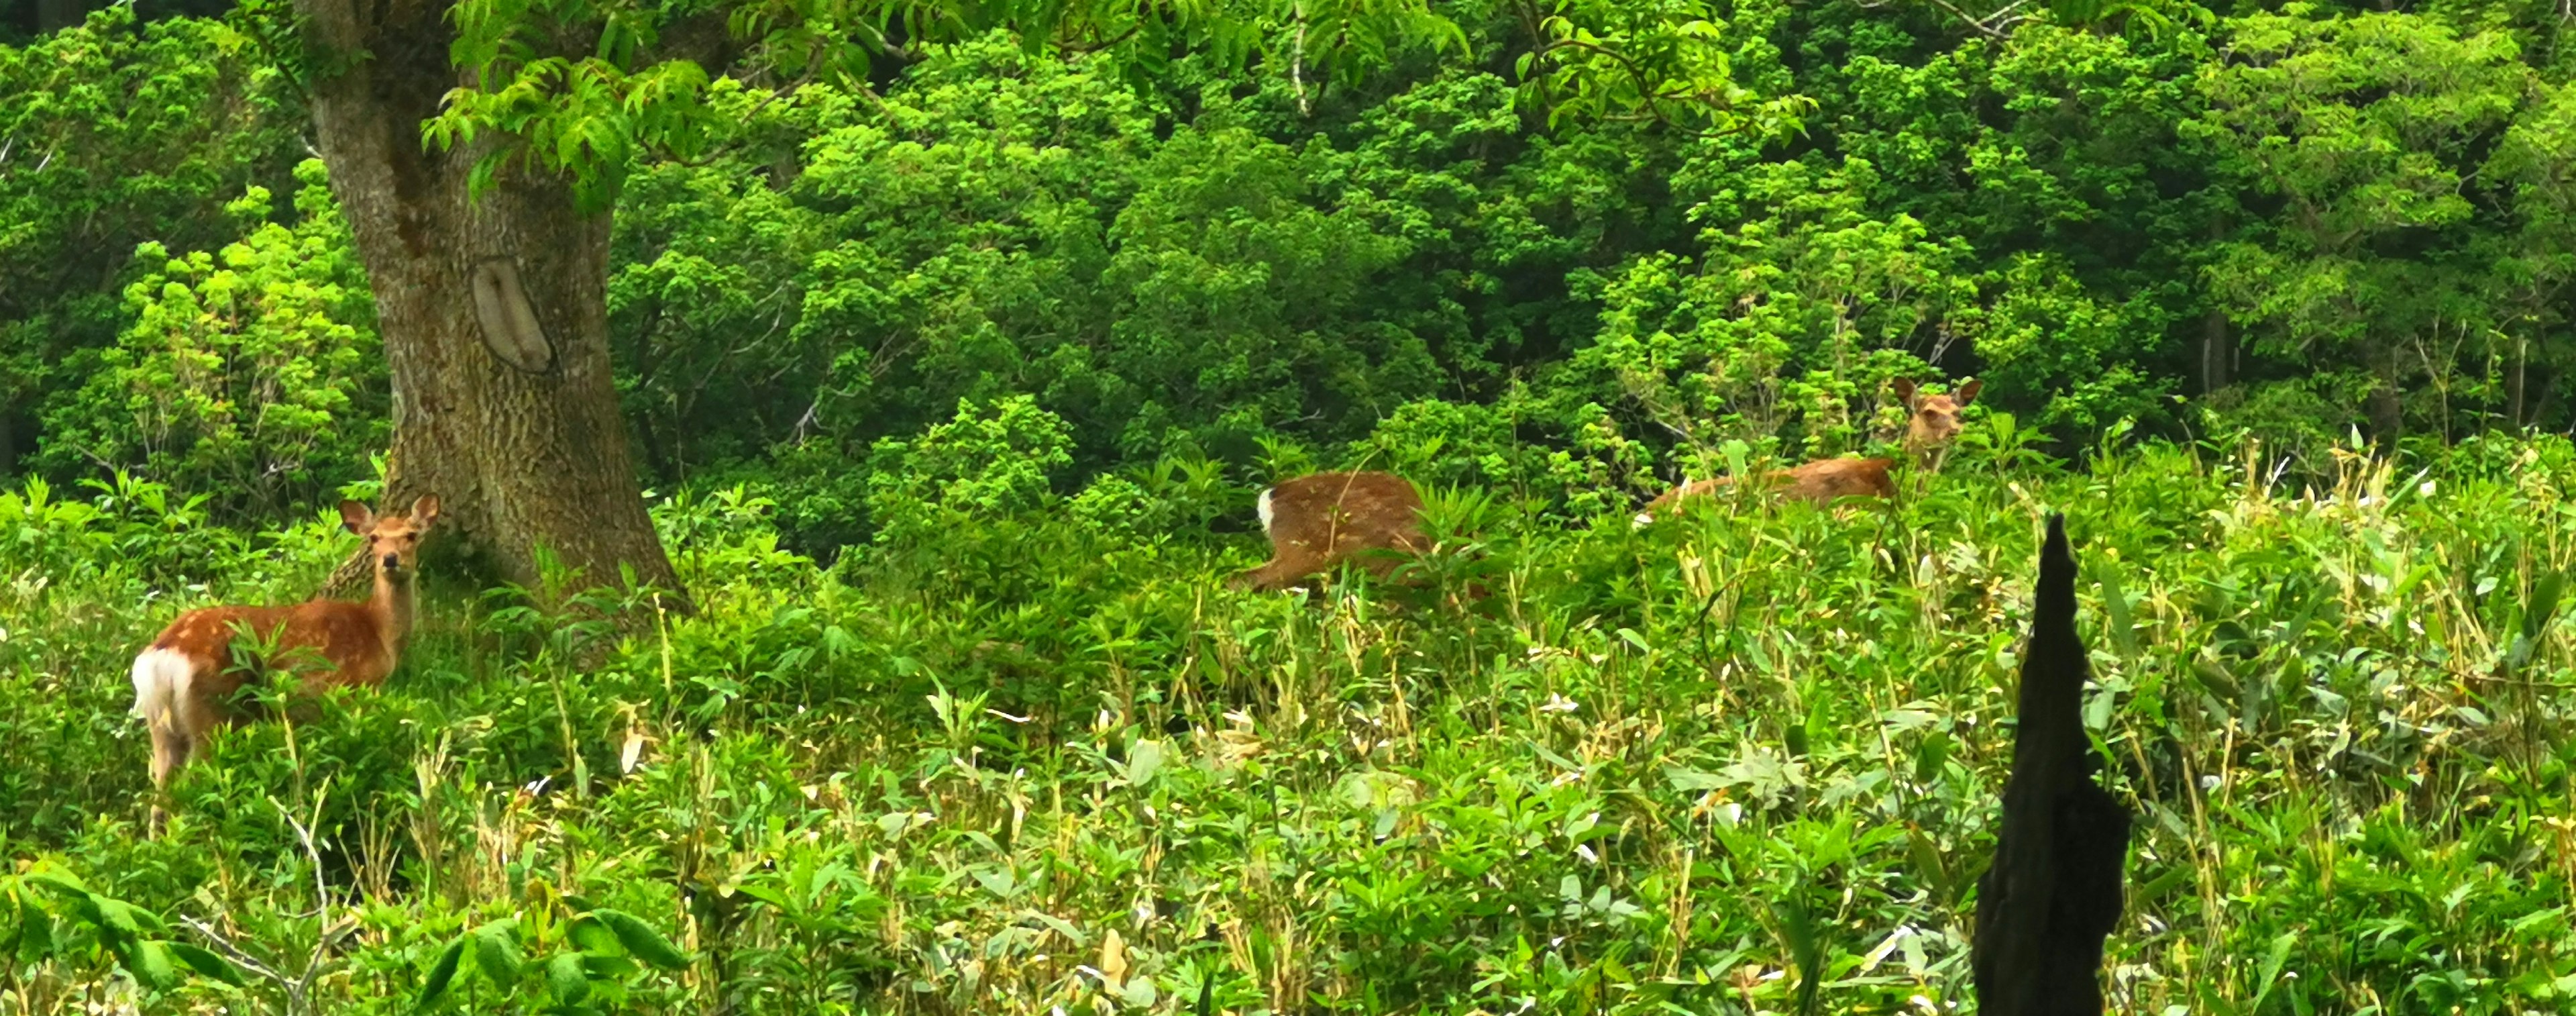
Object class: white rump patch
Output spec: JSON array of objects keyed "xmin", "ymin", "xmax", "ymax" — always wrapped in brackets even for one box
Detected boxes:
[
  {"xmin": 1631, "ymin": 511, "xmax": 1655, "ymax": 529},
  {"xmin": 1256, "ymin": 488, "xmax": 1277, "ymax": 536},
  {"xmin": 130, "ymin": 648, "xmax": 194, "ymax": 731}
]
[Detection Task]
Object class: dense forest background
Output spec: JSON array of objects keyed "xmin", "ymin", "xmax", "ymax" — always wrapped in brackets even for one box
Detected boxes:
[
  {"xmin": 12, "ymin": 1, "xmax": 2576, "ymax": 1013},
  {"xmin": 10, "ymin": 0, "xmax": 2573, "ymax": 545}
]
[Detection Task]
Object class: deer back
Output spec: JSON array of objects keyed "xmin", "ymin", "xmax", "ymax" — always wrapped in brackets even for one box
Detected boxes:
[
  {"xmin": 1775, "ymin": 457, "xmax": 1897, "ymax": 504},
  {"xmin": 1237, "ymin": 471, "xmax": 1428, "ymax": 591}
]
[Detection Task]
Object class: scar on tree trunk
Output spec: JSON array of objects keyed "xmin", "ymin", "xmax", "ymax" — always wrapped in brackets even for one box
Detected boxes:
[{"xmin": 1972, "ymin": 514, "xmax": 2131, "ymax": 1016}]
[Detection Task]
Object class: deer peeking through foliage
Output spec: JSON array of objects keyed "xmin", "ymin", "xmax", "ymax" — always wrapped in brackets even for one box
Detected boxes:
[
  {"xmin": 130, "ymin": 496, "xmax": 439, "ymax": 830},
  {"xmin": 1634, "ymin": 378, "xmax": 1980, "ymax": 525},
  {"xmin": 1231, "ymin": 471, "xmax": 1428, "ymax": 593}
]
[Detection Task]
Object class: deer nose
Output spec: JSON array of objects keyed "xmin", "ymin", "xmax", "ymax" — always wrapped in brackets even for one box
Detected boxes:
[{"xmin": 381, "ymin": 553, "xmax": 400, "ymax": 568}]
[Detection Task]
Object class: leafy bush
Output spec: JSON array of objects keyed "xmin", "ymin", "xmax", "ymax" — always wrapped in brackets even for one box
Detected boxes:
[
  {"xmin": 864, "ymin": 395, "xmax": 1074, "ymax": 545},
  {"xmin": 40, "ymin": 160, "xmax": 383, "ymax": 521}
]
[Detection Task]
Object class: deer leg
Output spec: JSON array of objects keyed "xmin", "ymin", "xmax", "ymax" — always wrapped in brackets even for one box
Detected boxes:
[{"xmin": 146, "ymin": 721, "xmax": 190, "ymax": 836}]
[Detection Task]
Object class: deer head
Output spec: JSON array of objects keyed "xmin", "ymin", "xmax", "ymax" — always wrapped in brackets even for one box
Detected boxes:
[
  {"xmin": 1893, "ymin": 378, "xmax": 1980, "ymax": 456},
  {"xmin": 339, "ymin": 495, "xmax": 441, "ymax": 579}
]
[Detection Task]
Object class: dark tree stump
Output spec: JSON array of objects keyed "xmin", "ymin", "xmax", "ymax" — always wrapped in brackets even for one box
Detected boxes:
[{"xmin": 1973, "ymin": 514, "xmax": 2133, "ymax": 1015}]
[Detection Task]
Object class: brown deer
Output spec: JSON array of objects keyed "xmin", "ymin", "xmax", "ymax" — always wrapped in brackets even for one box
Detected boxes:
[
  {"xmin": 1635, "ymin": 378, "xmax": 1980, "ymax": 525},
  {"xmin": 1231, "ymin": 471, "xmax": 1428, "ymax": 592},
  {"xmin": 130, "ymin": 495, "xmax": 439, "ymax": 826}
]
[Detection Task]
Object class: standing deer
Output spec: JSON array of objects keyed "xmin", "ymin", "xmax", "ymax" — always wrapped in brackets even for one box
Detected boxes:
[
  {"xmin": 131, "ymin": 495, "xmax": 439, "ymax": 827},
  {"xmin": 1635, "ymin": 378, "xmax": 1980, "ymax": 525},
  {"xmin": 1231, "ymin": 471, "xmax": 1428, "ymax": 592}
]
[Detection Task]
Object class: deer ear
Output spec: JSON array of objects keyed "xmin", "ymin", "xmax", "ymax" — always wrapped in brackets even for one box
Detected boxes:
[
  {"xmin": 338, "ymin": 500, "xmax": 375, "ymax": 535},
  {"xmin": 409, "ymin": 495, "xmax": 441, "ymax": 529},
  {"xmin": 1891, "ymin": 378, "xmax": 1919, "ymax": 407},
  {"xmin": 1955, "ymin": 379, "xmax": 1982, "ymax": 405}
]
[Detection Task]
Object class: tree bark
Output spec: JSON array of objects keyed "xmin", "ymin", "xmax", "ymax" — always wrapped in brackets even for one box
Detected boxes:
[
  {"xmin": 2201, "ymin": 216, "xmax": 2231, "ymax": 397},
  {"xmin": 2508, "ymin": 336, "xmax": 2528, "ymax": 429},
  {"xmin": 1972, "ymin": 515, "xmax": 2130, "ymax": 1016},
  {"xmin": 2198, "ymin": 309, "xmax": 2230, "ymax": 395},
  {"xmin": 36, "ymin": 0, "xmax": 90, "ymax": 32},
  {"xmin": 295, "ymin": 0, "xmax": 686, "ymax": 606}
]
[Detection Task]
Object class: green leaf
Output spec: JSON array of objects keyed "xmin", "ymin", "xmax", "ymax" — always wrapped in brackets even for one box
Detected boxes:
[
  {"xmin": 2095, "ymin": 563, "xmax": 2141, "ymax": 660},
  {"xmin": 566, "ymin": 913, "xmax": 621, "ymax": 957},
  {"xmin": 1665, "ymin": 766, "xmax": 1725, "ymax": 793},
  {"xmin": 2251, "ymin": 930, "xmax": 2299, "ymax": 1009},
  {"xmin": 730, "ymin": 883, "xmax": 796, "ymax": 912},
  {"xmin": 127, "ymin": 938, "xmax": 181, "ymax": 992},
  {"xmin": 23, "ymin": 872, "xmax": 91, "ymax": 899},
  {"xmin": 547, "ymin": 951, "xmax": 592, "ymax": 1006},
  {"xmin": 92, "ymin": 897, "xmax": 153, "ymax": 944},
  {"xmin": 1120, "ymin": 972, "xmax": 1159, "ymax": 1008},
  {"xmin": 168, "ymin": 942, "xmax": 246, "ymax": 986},
  {"xmin": 1123, "ymin": 738, "xmax": 1167, "ymax": 786},
  {"xmin": 592, "ymin": 909, "xmax": 689, "ymax": 970},
  {"xmin": 2524, "ymin": 571, "xmax": 2566, "ymax": 641},
  {"xmin": 15, "ymin": 903, "xmax": 52, "ymax": 963},
  {"xmin": 580, "ymin": 951, "xmax": 639, "ymax": 978},
  {"xmin": 472, "ymin": 919, "xmax": 525, "ymax": 983},
  {"xmin": 2131, "ymin": 865, "xmax": 2195, "ymax": 907},
  {"xmin": 416, "ymin": 937, "xmax": 466, "ymax": 1009}
]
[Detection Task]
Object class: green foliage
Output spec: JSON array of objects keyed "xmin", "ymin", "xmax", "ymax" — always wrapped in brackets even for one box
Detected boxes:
[
  {"xmin": 0, "ymin": 5, "xmax": 303, "ymax": 478},
  {"xmin": 865, "ymin": 395, "xmax": 1073, "ymax": 544},
  {"xmin": 426, "ymin": 0, "xmax": 1467, "ymax": 211},
  {"xmin": 2191, "ymin": 9, "xmax": 2558, "ymax": 438},
  {"xmin": 1, "ymin": 862, "xmax": 241, "ymax": 999},
  {"xmin": 411, "ymin": 900, "xmax": 689, "ymax": 1012},
  {"xmin": 30, "ymin": 3, "xmax": 2576, "ymax": 1007},
  {"xmin": 1536, "ymin": 154, "xmax": 1978, "ymax": 474},
  {"xmin": 1515, "ymin": 0, "xmax": 1811, "ymax": 136},
  {"xmin": 9, "ymin": 436, "xmax": 2576, "ymax": 1011},
  {"xmin": 40, "ymin": 160, "xmax": 385, "ymax": 521},
  {"xmin": 606, "ymin": 38, "xmax": 1683, "ymax": 548}
]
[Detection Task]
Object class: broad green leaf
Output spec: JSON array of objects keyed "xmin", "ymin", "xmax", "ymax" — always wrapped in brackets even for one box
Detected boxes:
[
  {"xmin": 415, "ymin": 937, "xmax": 466, "ymax": 1009},
  {"xmin": 15, "ymin": 903, "xmax": 52, "ymax": 963},
  {"xmin": 568, "ymin": 915, "xmax": 621, "ymax": 956},
  {"xmin": 126, "ymin": 938, "xmax": 180, "ymax": 992},
  {"xmin": 472, "ymin": 920, "xmax": 524, "ymax": 983},
  {"xmin": 547, "ymin": 951, "xmax": 592, "ymax": 1006},
  {"xmin": 168, "ymin": 942, "xmax": 246, "ymax": 986},
  {"xmin": 592, "ymin": 909, "xmax": 689, "ymax": 970}
]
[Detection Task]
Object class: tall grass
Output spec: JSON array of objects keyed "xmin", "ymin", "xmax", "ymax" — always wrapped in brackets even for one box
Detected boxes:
[{"xmin": 3, "ymin": 428, "xmax": 2574, "ymax": 1013}]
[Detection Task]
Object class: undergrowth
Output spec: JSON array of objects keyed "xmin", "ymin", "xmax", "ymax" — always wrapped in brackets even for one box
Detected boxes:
[{"xmin": 5, "ymin": 427, "xmax": 2576, "ymax": 1014}]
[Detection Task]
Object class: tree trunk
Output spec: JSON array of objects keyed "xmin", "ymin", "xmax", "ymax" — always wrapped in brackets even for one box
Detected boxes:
[
  {"xmin": 36, "ymin": 0, "xmax": 90, "ymax": 32},
  {"xmin": 2364, "ymin": 376, "xmax": 2404, "ymax": 444},
  {"xmin": 1972, "ymin": 515, "xmax": 2129, "ymax": 1016},
  {"xmin": 295, "ymin": 0, "xmax": 686, "ymax": 607},
  {"xmin": 2199, "ymin": 309, "xmax": 2230, "ymax": 395},
  {"xmin": 2200, "ymin": 216, "xmax": 2231, "ymax": 397},
  {"xmin": 2508, "ymin": 336, "xmax": 2528, "ymax": 429}
]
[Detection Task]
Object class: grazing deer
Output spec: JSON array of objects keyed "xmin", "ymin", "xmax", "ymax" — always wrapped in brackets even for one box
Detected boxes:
[
  {"xmin": 131, "ymin": 496, "xmax": 439, "ymax": 826},
  {"xmin": 1635, "ymin": 378, "xmax": 1980, "ymax": 525},
  {"xmin": 1231, "ymin": 471, "xmax": 1428, "ymax": 592}
]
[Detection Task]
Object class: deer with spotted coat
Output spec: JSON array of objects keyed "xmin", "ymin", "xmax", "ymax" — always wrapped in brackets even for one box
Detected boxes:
[
  {"xmin": 1635, "ymin": 378, "xmax": 1980, "ymax": 525},
  {"xmin": 131, "ymin": 495, "xmax": 439, "ymax": 830},
  {"xmin": 1230, "ymin": 471, "xmax": 1428, "ymax": 593}
]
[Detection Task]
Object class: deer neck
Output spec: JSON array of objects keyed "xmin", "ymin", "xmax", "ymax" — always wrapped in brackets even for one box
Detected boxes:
[{"xmin": 369, "ymin": 566, "xmax": 417, "ymax": 656}]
